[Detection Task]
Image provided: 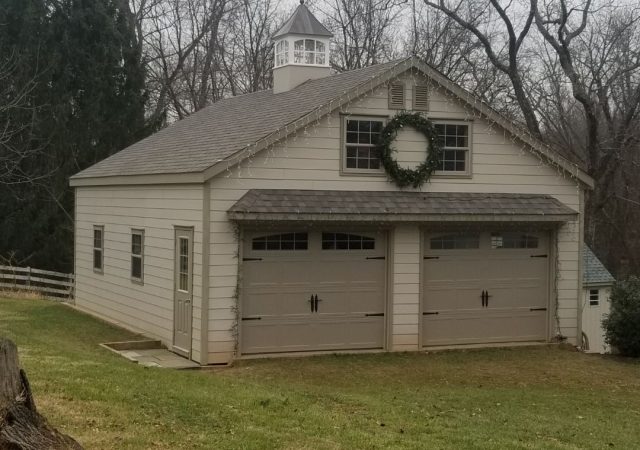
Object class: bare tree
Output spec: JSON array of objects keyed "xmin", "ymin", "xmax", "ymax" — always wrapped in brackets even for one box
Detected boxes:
[
  {"xmin": 219, "ymin": 0, "xmax": 279, "ymax": 94},
  {"xmin": 0, "ymin": 57, "xmax": 49, "ymax": 187},
  {"xmin": 421, "ymin": 0, "xmax": 541, "ymax": 136},
  {"xmin": 322, "ymin": 0, "xmax": 405, "ymax": 71}
]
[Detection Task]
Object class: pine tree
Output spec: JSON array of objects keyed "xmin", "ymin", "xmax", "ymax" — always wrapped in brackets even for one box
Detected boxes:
[{"xmin": 0, "ymin": 0, "xmax": 154, "ymax": 271}]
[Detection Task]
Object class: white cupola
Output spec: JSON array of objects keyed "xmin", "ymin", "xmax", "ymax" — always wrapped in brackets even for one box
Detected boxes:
[{"xmin": 272, "ymin": 0, "xmax": 333, "ymax": 94}]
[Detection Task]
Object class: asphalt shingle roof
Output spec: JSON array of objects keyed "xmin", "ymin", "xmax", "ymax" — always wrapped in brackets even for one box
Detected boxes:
[
  {"xmin": 583, "ymin": 245, "xmax": 615, "ymax": 285},
  {"xmin": 273, "ymin": 2, "xmax": 333, "ymax": 38},
  {"xmin": 72, "ymin": 60, "xmax": 402, "ymax": 180},
  {"xmin": 227, "ymin": 190, "xmax": 578, "ymax": 222}
]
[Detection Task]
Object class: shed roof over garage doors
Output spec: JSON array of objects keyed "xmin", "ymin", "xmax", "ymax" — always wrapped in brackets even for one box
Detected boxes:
[{"xmin": 228, "ymin": 190, "xmax": 578, "ymax": 223}]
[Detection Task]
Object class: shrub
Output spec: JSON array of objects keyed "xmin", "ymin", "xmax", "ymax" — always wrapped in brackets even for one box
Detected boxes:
[{"xmin": 603, "ymin": 277, "xmax": 640, "ymax": 357}]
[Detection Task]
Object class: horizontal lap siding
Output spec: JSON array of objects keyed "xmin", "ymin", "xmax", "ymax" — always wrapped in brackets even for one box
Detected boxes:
[
  {"xmin": 207, "ymin": 72, "xmax": 583, "ymax": 363},
  {"xmin": 75, "ymin": 185, "xmax": 204, "ymax": 361}
]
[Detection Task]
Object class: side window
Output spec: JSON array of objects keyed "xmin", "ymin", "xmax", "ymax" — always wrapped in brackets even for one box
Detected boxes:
[
  {"xmin": 343, "ymin": 117, "xmax": 384, "ymax": 172},
  {"xmin": 293, "ymin": 39, "xmax": 325, "ymax": 65},
  {"xmin": 275, "ymin": 40, "xmax": 289, "ymax": 67},
  {"xmin": 252, "ymin": 233, "xmax": 308, "ymax": 251},
  {"xmin": 131, "ymin": 230, "xmax": 144, "ymax": 283},
  {"xmin": 491, "ymin": 232, "xmax": 539, "ymax": 249},
  {"xmin": 589, "ymin": 289, "xmax": 600, "ymax": 306},
  {"xmin": 430, "ymin": 234, "xmax": 480, "ymax": 250},
  {"xmin": 93, "ymin": 226, "xmax": 104, "ymax": 273},
  {"xmin": 322, "ymin": 233, "xmax": 375, "ymax": 250},
  {"xmin": 434, "ymin": 123, "xmax": 470, "ymax": 174}
]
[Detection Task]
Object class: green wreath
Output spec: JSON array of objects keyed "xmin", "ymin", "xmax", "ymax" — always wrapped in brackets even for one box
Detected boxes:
[{"xmin": 377, "ymin": 111, "xmax": 442, "ymax": 189}]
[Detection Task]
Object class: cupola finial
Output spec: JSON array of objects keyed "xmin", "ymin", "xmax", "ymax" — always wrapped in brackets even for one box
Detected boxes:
[{"xmin": 300, "ymin": 0, "xmax": 304, "ymax": 4}]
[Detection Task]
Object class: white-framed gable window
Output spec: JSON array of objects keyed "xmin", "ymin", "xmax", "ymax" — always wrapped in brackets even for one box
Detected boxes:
[
  {"xmin": 275, "ymin": 40, "xmax": 289, "ymax": 67},
  {"xmin": 294, "ymin": 39, "xmax": 326, "ymax": 65},
  {"xmin": 434, "ymin": 122, "xmax": 471, "ymax": 175},
  {"xmin": 343, "ymin": 116, "xmax": 385, "ymax": 173}
]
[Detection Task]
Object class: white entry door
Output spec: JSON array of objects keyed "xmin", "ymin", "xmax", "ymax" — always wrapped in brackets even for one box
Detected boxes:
[
  {"xmin": 422, "ymin": 231, "xmax": 549, "ymax": 347},
  {"xmin": 241, "ymin": 230, "xmax": 387, "ymax": 354},
  {"xmin": 173, "ymin": 227, "xmax": 193, "ymax": 356}
]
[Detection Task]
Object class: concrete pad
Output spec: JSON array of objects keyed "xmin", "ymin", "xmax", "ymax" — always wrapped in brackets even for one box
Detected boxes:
[{"xmin": 104, "ymin": 346, "xmax": 200, "ymax": 369}]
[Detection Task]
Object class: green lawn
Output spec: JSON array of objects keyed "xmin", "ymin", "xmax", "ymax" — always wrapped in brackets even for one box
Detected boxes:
[{"xmin": 1, "ymin": 297, "xmax": 639, "ymax": 449}]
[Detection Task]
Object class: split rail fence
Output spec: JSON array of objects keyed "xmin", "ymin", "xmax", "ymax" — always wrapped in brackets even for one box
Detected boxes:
[{"xmin": 0, "ymin": 265, "xmax": 74, "ymax": 301}]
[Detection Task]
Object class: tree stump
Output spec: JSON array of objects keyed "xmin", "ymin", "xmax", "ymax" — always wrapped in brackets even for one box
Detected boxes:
[{"xmin": 0, "ymin": 338, "xmax": 83, "ymax": 450}]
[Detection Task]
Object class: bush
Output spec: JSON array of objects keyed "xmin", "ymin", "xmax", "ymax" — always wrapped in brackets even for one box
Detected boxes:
[{"xmin": 603, "ymin": 277, "xmax": 640, "ymax": 357}]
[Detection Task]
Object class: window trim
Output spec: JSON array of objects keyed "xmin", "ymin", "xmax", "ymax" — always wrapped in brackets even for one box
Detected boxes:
[
  {"xmin": 131, "ymin": 229, "xmax": 144, "ymax": 284},
  {"xmin": 340, "ymin": 114, "xmax": 388, "ymax": 176},
  {"xmin": 432, "ymin": 120, "xmax": 473, "ymax": 178},
  {"xmin": 93, "ymin": 225, "xmax": 104, "ymax": 274},
  {"xmin": 589, "ymin": 289, "xmax": 600, "ymax": 306}
]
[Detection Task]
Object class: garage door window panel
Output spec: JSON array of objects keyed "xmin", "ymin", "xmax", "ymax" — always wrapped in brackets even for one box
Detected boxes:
[
  {"xmin": 252, "ymin": 233, "xmax": 308, "ymax": 251},
  {"xmin": 491, "ymin": 232, "xmax": 539, "ymax": 249},
  {"xmin": 430, "ymin": 233, "xmax": 480, "ymax": 250},
  {"xmin": 322, "ymin": 233, "xmax": 375, "ymax": 250}
]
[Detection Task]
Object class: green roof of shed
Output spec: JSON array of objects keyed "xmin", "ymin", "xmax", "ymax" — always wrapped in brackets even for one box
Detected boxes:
[{"xmin": 583, "ymin": 245, "xmax": 615, "ymax": 286}]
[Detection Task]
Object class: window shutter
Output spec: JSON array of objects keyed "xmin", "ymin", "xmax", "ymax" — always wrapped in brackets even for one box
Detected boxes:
[
  {"xmin": 388, "ymin": 83, "xmax": 405, "ymax": 109},
  {"xmin": 413, "ymin": 85, "xmax": 429, "ymax": 111}
]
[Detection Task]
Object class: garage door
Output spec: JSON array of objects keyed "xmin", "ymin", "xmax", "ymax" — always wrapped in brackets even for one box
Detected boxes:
[
  {"xmin": 241, "ymin": 230, "xmax": 387, "ymax": 354},
  {"xmin": 422, "ymin": 231, "xmax": 549, "ymax": 346}
]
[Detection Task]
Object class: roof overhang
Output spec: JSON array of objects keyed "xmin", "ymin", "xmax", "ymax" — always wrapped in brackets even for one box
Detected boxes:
[
  {"xmin": 227, "ymin": 190, "xmax": 578, "ymax": 224},
  {"xmin": 69, "ymin": 172, "xmax": 204, "ymax": 187}
]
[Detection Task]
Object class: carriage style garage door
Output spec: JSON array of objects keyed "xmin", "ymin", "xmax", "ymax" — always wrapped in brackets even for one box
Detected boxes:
[
  {"xmin": 241, "ymin": 230, "xmax": 387, "ymax": 354},
  {"xmin": 422, "ymin": 231, "xmax": 549, "ymax": 347}
]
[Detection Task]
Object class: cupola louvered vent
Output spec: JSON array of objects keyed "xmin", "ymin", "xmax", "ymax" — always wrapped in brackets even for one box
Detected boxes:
[
  {"xmin": 388, "ymin": 83, "xmax": 405, "ymax": 109},
  {"xmin": 413, "ymin": 85, "xmax": 429, "ymax": 111}
]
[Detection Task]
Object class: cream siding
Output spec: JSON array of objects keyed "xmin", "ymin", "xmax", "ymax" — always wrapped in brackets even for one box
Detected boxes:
[
  {"xmin": 206, "ymin": 72, "xmax": 583, "ymax": 363},
  {"xmin": 74, "ymin": 184, "xmax": 205, "ymax": 363}
]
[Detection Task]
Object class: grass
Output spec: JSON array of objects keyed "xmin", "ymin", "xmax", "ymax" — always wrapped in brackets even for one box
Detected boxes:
[{"xmin": 1, "ymin": 297, "xmax": 640, "ymax": 449}]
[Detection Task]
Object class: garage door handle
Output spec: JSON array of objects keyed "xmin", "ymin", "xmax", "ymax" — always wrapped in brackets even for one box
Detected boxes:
[
  {"xmin": 365, "ymin": 313, "xmax": 384, "ymax": 317},
  {"xmin": 241, "ymin": 317, "xmax": 261, "ymax": 321},
  {"xmin": 308, "ymin": 295, "xmax": 315, "ymax": 313},
  {"xmin": 530, "ymin": 307, "xmax": 547, "ymax": 311},
  {"xmin": 366, "ymin": 256, "xmax": 385, "ymax": 260},
  {"xmin": 423, "ymin": 311, "xmax": 439, "ymax": 315}
]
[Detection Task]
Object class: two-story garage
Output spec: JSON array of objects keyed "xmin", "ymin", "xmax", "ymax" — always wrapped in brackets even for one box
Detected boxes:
[{"xmin": 70, "ymin": 2, "xmax": 593, "ymax": 365}]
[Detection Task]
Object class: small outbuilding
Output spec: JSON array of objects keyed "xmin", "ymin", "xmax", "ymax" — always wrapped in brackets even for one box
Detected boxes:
[
  {"xmin": 581, "ymin": 245, "xmax": 616, "ymax": 354},
  {"xmin": 70, "ymin": 3, "xmax": 595, "ymax": 365}
]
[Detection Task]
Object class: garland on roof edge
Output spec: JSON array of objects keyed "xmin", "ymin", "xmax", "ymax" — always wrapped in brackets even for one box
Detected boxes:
[{"xmin": 377, "ymin": 112, "xmax": 443, "ymax": 189}]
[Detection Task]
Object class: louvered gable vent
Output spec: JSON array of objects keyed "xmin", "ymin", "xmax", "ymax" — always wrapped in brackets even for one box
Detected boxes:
[
  {"xmin": 388, "ymin": 83, "xmax": 405, "ymax": 109},
  {"xmin": 413, "ymin": 85, "xmax": 429, "ymax": 111}
]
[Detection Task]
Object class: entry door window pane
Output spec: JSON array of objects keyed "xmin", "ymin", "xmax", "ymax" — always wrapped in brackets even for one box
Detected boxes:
[
  {"xmin": 430, "ymin": 234, "xmax": 479, "ymax": 250},
  {"xmin": 179, "ymin": 237, "xmax": 190, "ymax": 292}
]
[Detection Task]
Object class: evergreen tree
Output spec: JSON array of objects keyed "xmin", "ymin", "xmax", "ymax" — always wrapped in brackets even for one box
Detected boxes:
[{"xmin": 0, "ymin": 0, "xmax": 154, "ymax": 272}]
